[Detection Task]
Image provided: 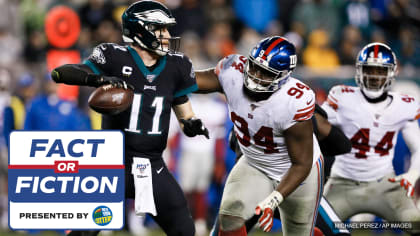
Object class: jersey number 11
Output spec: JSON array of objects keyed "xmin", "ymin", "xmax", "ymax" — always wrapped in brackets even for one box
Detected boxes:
[{"xmin": 125, "ymin": 93, "xmax": 164, "ymax": 135}]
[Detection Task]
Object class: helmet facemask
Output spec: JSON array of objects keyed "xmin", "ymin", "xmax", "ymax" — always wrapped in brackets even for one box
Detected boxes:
[
  {"xmin": 356, "ymin": 64, "xmax": 395, "ymax": 99},
  {"xmin": 137, "ymin": 23, "xmax": 180, "ymax": 56},
  {"xmin": 244, "ymin": 56, "xmax": 290, "ymax": 93}
]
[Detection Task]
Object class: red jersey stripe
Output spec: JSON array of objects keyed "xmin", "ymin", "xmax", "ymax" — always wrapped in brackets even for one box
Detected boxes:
[
  {"xmin": 297, "ymin": 103, "xmax": 315, "ymax": 112},
  {"xmin": 293, "ymin": 107, "xmax": 315, "ymax": 121},
  {"xmin": 326, "ymin": 98, "xmax": 338, "ymax": 111}
]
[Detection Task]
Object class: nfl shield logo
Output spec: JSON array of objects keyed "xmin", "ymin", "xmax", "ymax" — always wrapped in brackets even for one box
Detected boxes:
[{"xmin": 146, "ymin": 75, "xmax": 155, "ymax": 83}]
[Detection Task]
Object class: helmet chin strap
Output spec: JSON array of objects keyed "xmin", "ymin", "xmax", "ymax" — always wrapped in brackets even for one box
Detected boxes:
[{"xmin": 361, "ymin": 89, "xmax": 388, "ymax": 103}]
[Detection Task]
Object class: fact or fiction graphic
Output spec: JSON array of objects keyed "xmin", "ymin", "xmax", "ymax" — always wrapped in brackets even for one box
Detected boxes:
[{"xmin": 8, "ymin": 131, "xmax": 125, "ymax": 230}]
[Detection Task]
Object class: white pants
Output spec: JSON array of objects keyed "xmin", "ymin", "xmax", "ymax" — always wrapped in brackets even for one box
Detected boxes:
[
  {"xmin": 179, "ymin": 150, "xmax": 214, "ymax": 192},
  {"xmin": 324, "ymin": 173, "xmax": 420, "ymax": 234},
  {"xmin": 219, "ymin": 156, "xmax": 323, "ymax": 236}
]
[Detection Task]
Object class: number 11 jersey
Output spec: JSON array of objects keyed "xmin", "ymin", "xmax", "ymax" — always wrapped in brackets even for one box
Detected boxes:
[{"xmin": 84, "ymin": 43, "xmax": 197, "ymax": 159}]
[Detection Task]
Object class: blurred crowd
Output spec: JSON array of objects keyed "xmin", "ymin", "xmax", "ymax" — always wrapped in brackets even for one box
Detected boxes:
[{"xmin": 0, "ymin": 0, "xmax": 419, "ymax": 235}]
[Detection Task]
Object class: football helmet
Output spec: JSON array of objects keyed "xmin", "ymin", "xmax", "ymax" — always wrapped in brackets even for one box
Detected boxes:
[
  {"xmin": 244, "ymin": 36, "xmax": 297, "ymax": 93},
  {"xmin": 355, "ymin": 42, "xmax": 397, "ymax": 99},
  {"xmin": 122, "ymin": 0, "xmax": 180, "ymax": 56}
]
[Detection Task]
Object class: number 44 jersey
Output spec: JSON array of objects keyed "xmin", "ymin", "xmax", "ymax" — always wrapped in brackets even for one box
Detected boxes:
[
  {"xmin": 216, "ymin": 54, "xmax": 322, "ymax": 181},
  {"xmin": 322, "ymin": 85, "xmax": 420, "ymax": 181}
]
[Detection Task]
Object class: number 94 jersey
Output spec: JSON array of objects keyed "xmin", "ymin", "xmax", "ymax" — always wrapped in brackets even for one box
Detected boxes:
[
  {"xmin": 216, "ymin": 54, "xmax": 321, "ymax": 181},
  {"xmin": 321, "ymin": 85, "xmax": 420, "ymax": 181}
]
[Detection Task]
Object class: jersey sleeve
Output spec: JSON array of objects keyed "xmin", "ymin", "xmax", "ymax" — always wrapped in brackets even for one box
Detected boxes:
[
  {"xmin": 215, "ymin": 54, "xmax": 247, "ymax": 90},
  {"xmin": 173, "ymin": 55, "xmax": 198, "ymax": 97},
  {"xmin": 281, "ymin": 84, "xmax": 316, "ymax": 130},
  {"xmin": 415, "ymin": 105, "xmax": 420, "ymax": 120},
  {"xmin": 215, "ymin": 55, "xmax": 236, "ymax": 77},
  {"xmin": 393, "ymin": 93, "xmax": 420, "ymax": 121},
  {"xmin": 401, "ymin": 96, "xmax": 420, "ymax": 120},
  {"xmin": 321, "ymin": 85, "xmax": 343, "ymax": 125},
  {"xmin": 83, "ymin": 43, "xmax": 113, "ymax": 75}
]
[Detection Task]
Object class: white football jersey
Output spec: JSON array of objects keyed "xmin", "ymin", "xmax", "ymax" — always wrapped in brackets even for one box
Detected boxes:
[
  {"xmin": 216, "ymin": 54, "xmax": 321, "ymax": 181},
  {"xmin": 322, "ymin": 85, "xmax": 420, "ymax": 181},
  {"xmin": 180, "ymin": 94, "xmax": 227, "ymax": 153}
]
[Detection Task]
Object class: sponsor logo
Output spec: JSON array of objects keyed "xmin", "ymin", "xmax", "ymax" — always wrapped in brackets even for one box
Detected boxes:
[{"xmin": 92, "ymin": 206, "xmax": 113, "ymax": 226}]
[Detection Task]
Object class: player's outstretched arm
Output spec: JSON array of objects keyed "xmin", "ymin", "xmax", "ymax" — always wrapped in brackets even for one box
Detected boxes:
[
  {"xmin": 389, "ymin": 119, "xmax": 420, "ymax": 197},
  {"xmin": 194, "ymin": 68, "xmax": 223, "ymax": 93},
  {"xmin": 172, "ymin": 100, "xmax": 210, "ymax": 139},
  {"xmin": 255, "ymin": 120, "xmax": 314, "ymax": 232},
  {"xmin": 51, "ymin": 64, "xmax": 132, "ymax": 89}
]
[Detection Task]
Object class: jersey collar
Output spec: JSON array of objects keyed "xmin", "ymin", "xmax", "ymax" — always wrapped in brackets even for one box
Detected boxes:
[{"xmin": 127, "ymin": 46, "xmax": 167, "ymax": 82}]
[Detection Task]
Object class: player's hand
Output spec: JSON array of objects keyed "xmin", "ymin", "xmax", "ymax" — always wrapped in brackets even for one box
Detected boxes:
[
  {"xmin": 388, "ymin": 170, "xmax": 419, "ymax": 197},
  {"xmin": 87, "ymin": 74, "xmax": 134, "ymax": 90},
  {"xmin": 99, "ymin": 76, "xmax": 134, "ymax": 90},
  {"xmin": 180, "ymin": 118, "xmax": 210, "ymax": 139},
  {"xmin": 255, "ymin": 191, "xmax": 283, "ymax": 232}
]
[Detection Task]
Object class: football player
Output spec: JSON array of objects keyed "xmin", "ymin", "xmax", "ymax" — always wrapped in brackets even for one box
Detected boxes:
[
  {"xmin": 195, "ymin": 36, "xmax": 324, "ymax": 236},
  {"xmin": 209, "ymin": 104, "xmax": 352, "ymax": 236},
  {"xmin": 51, "ymin": 1, "xmax": 209, "ymax": 236},
  {"xmin": 321, "ymin": 42, "xmax": 420, "ymax": 235}
]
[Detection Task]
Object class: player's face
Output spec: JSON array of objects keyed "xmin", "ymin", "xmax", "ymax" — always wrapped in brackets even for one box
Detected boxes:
[
  {"xmin": 154, "ymin": 27, "xmax": 171, "ymax": 51},
  {"xmin": 247, "ymin": 60, "xmax": 277, "ymax": 87},
  {"xmin": 362, "ymin": 65, "xmax": 388, "ymax": 91}
]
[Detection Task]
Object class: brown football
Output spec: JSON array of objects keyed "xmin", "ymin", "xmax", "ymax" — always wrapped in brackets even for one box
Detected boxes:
[{"xmin": 88, "ymin": 84, "xmax": 134, "ymax": 115}]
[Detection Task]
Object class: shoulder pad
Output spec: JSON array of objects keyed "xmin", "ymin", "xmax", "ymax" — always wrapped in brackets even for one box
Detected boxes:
[
  {"xmin": 393, "ymin": 93, "xmax": 420, "ymax": 120},
  {"xmin": 290, "ymin": 82, "xmax": 316, "ymax": 121},
  {"xmin": 215, "ymin": 54, "xmax": 246, "ymax": 75}
]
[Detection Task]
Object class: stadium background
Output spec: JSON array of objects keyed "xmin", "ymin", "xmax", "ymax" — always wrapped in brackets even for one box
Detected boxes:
[{"xmin": 0, "ymin": 0, "xmax": 419, "ymax": 235}]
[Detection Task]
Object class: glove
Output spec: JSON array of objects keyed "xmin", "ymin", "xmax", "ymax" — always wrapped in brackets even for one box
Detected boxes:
[
  {"xmin": 255, "ymin": 191, "xmax": 284, "ymax": 232},
  {"xmin": 87, "ymin": 74, "xmax": 134, "ymax": 90},
  {"xmin": 180, "ymin": 118, "xmax": 209, "ymax": 139},
  {"xmin": 388, "ymin": 170, "xmax": 419, "ymax": 197}
]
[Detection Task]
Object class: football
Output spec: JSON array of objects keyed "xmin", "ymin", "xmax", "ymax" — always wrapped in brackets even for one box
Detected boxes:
[{"xmin": 88, "ymin": 84, "xmax": 134, "ymax": 115}]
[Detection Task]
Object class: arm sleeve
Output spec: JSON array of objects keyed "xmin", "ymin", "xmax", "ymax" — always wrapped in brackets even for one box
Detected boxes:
[
  {"xmin": 174, "ymin": 56, "xmax": 198, "ymax": 97},
  {"xmin": 401, "ymin": 119, "xmax": 420, "ymax": 172},
  {"xmin": 321, "ymin": 86, "xmax": 341, "ymax": 125},
  {"xmin": 319, "ymin": 125, "xmax": 352, "ymax": 156},
  {"xmin": 172, "ymin": 95, "xmax": 189, "ymax": 106},
  {"xmin": 53, "ymin": 44, "xmax": 118, "ymax": 87},
  {"xmin": 52, "ymin": 64, "xmax": 94, "ymax": 86}
]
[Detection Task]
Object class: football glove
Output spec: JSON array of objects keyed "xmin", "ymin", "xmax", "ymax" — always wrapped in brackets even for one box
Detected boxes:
[
  {"xmin": 180, "ymin": 118, "xmax": 210, "ymax": 139},
  {"xmin": 255, "ymin": 191, "xmax": 284, "ymax": 232},
  {"xmin": 388, "ymin": 170, "xmax": 420, "ymax": 197},
  {"xmin": 87, "ymin": 74, "xmax": 134, "ymax": 90}
]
